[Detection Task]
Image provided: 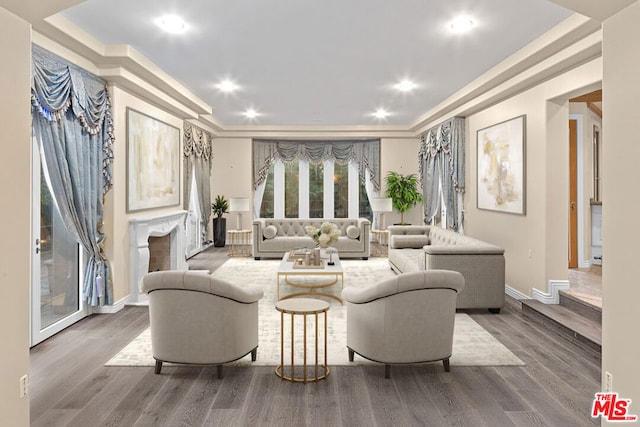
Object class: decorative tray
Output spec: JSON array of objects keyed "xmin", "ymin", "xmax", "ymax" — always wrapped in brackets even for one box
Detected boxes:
[{"xmin": 292, "ymin": 262, "xmax": 325, "ymax": 269}]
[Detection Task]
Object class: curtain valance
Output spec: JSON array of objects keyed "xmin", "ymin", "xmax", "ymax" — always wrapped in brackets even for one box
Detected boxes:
[
  {"xmin": 31, "ymin": 44, "xmax": 114, "ymax": 196},
  {"xmin": 184, "ymin": 123, "xmax": 213, "ymax": 163},
  {"xmin": 253, "ymin": 139, "xmax": 381, "ymax": 191}
]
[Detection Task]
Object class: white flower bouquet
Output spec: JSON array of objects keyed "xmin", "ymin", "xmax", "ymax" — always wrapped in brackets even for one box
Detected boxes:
[{"xmin": 305, "ymin": 222, "xmax": 341, "ymax": 248}]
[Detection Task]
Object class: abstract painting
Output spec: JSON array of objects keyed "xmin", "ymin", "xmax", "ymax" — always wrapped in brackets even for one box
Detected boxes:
[
  {"xmin": 477, "ymin": 115, "xmax": 526, "ymax": 215},
  {"xmin": 127, "ymin": 108, "xmax": 180, "ymax": 212}
]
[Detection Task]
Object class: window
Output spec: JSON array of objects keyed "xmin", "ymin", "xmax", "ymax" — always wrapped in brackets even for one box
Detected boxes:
[{"xmin": 259, "ymin": 159, "xmax": 372, "ymax": 221}]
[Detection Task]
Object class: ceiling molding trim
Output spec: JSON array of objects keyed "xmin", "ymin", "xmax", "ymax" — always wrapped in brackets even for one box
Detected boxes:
[
  {"xmin": 213, "ymin": 125, "xmax": 415, "ymax": 140},
  {"xmin": 409, "ymin": 14, "xmax": 601, "ymax": 133},
  {"xmin": 412, "ymin": 31, "xmax": 602, "ymax": 135},
  {"xmin": 33, "ymin": 14, "xmax": 212, "ymax": 117},
  {"xmin": 102, "ymin": 68, "xmax": 199, "ymax": 120}
]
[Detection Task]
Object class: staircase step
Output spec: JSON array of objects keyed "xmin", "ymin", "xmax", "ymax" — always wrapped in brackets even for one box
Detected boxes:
[
  {"xmin": 521, "ymin": 299, "xmax": 601, "ymax": 352},
  {"xmin": 559, "ymin": 290, "xmax": 601, "ymax": 324}
]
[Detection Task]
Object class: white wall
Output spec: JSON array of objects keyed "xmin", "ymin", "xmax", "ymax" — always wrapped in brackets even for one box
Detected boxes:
[
  {"xmin": 0, "ymin": 6, "xmax": 31, "ymax": 426},
  {"xmin": 465, "ymin": 58, "xmax": 601, "ymax": 298},
  {"xmin": 602, "ymin": 0, "xmax": 640, "ymax": 412}
]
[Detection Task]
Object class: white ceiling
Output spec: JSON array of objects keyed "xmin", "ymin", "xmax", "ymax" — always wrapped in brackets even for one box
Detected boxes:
[{"xmin": 59, "ymin": 0, "xmax": 573, "ymax": 126}]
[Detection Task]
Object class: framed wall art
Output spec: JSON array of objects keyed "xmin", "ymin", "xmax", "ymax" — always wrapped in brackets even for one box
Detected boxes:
[
  {"xmin": 476, "ymin": 115, "xmax": 526, "ymax": 215},
  {"xmin": 126, "ymin": 108, "xmax": 181, "ymax": 212}
]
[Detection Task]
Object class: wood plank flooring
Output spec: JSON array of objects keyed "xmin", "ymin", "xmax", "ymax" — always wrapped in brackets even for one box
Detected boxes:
[{"xmin": 30, "ymin": 247, "xmax": 601, "ymax": 426}]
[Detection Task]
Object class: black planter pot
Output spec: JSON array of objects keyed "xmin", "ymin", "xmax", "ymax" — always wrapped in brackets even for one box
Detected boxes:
[{"xmin": 213, "ymin": 217, "xmax": 227, "ymax": 247}]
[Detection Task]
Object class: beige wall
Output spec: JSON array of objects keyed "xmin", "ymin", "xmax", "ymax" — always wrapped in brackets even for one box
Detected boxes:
[
  {"xmin": 106, "ymin": 86, "xmax": 185, "ymax": 302},
  {"xmin": 0, "ymin": 6, "xmax": 31, "ymax": 426},
  {"xmin": 211, "ymin": 138, "xmax": 253, "ymax": 233},
  {"xmin": 602, "ymin": 0, "xmax": 640, "ymax": 409},
  {"xmin": 465, "ymin": 58, "xmax": 601, "ymax": 297},
  {"xmin": 380, "ymin": 137, "xmax": 423, "ymax": 226}
]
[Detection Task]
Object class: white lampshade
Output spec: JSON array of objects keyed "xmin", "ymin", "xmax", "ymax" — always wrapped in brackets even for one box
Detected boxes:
[
  {"xmin": 370, "ymin": 198, "xmax": 393, "ymax": 212},
  {"xmin": 229, "ymin": 197, "xmax": 250, "ymax": 230},
  {"xmin": 229, "ymin": 197, "xmax": 250, "ymax": 212}
]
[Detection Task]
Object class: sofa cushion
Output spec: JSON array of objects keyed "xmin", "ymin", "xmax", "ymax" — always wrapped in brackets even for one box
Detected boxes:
[
  {"xmin": 263, "ymin": 225, "xmax": 278, "ymax": 239},
  {"xmin": 346, "ymin": 225, "xmax": 360, "ymax": 239}
]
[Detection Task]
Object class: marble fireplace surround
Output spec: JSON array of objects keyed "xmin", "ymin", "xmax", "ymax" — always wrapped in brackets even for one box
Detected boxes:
[{"xmin": 129, "ymin": 210, "xmax": 188, "ymax": 303}]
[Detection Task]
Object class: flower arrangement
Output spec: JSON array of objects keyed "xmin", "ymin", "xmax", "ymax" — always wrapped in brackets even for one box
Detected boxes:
[{"xmin": 305, "ymin": 222, "xmax": 341, "ymax": 248}]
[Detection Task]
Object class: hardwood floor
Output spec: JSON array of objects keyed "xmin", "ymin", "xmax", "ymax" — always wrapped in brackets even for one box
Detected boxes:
[{"xmin": 30, "ymin": 247, "xmax": 601, "ymax": 426}]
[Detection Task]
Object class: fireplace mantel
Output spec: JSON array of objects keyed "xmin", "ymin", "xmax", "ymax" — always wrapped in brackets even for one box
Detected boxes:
[{"xmin": 129, "ymin": 210, "xmax": 188, "ymax": 303}]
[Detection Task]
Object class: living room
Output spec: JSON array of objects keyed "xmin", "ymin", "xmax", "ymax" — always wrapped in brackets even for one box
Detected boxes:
[{"xmin": 2, "ymin": 0, "xmax": 640, "ymax": 425}]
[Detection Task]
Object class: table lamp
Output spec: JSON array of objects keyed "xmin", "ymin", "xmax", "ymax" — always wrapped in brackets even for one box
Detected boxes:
[
  {"xmin": 370, "ymin": 197, "xmax": 393, "ymax": 230},
  {"xmin": 229, "ymin": 197, "xmax": 250, "ymax": 230}
]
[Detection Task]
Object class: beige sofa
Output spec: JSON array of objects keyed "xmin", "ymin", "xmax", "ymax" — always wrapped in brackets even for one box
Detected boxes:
[
  {"xmin": 342, "ymin": 270, "xmax": 465, "ymax": 378},
  {"xmin": 387, "ymin": 225, "xmax": 505, "ymax": 313},
  {"xmin": 142, "ymin": 270, "xmax": 264, "ymax": 378},
  {"xmin": 252, "ymin": 218, "xmax": 370, "ymax": 260}
]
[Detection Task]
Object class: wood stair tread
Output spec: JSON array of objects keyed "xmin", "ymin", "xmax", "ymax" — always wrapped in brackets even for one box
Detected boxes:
[{"xmin": 521, "ymin": 299, "xmax": 601, "ymax": 348}]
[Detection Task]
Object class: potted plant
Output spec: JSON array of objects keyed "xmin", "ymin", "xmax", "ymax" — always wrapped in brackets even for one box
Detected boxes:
[
  {"xmin": 211, "ymin": 195, "xmax": 229, "ymax": 247},
  {"xmin": 384, "ymin": 171, "xmax": 424, "ymax": 225}
]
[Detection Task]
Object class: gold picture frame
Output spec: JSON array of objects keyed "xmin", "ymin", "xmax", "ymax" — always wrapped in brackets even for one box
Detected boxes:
[
  {"xmin": 476, "ymin": 115, "xmax": 526, "ymax": 215},
  {"xmin": 126, "ymin": 108, "xmax": 181, "ymax": 212}
]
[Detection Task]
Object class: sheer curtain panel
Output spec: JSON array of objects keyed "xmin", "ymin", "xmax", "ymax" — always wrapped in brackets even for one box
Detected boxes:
[
  {"xmin": 183, "ymin": 123, "xmax": 213, "ymax": 240},
  {"xmin": 31, "ymin": 44, "xmax": 114, "ymax": 306}
]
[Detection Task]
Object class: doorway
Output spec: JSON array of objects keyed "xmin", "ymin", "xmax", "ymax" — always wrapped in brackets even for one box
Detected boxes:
[
  {"xmin": 31, "ymin": 137, "xmax": 87, "ymax": 346},
  {"xmin": 568, "ymin": 119, "xmax": 578, "ymax": 268}
]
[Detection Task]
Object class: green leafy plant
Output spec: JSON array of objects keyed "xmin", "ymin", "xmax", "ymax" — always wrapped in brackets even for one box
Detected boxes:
[
  {"xmin": 384, "ymin": 171, "xmax": 424, "ymax": 225},
  {"xmin": 211, "ymin": 195, "xmax": 229, "ymax": 218}
]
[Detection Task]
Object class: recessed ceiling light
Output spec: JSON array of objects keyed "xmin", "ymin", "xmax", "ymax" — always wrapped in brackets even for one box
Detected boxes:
[
  {"xmin": 216, "ymin": 79, "xmax": 239, "ymax": 93},
  {"xmin": 394, "ymin": 79, "xmax": 417, "ymax": 92},
  {"xmin": 449, "ymin": 15, "xmax": 474, "ymax": 33},
  {"xmin": 243, "ymin": 109, "xmax": 259, "ymax": 119},
  {"xmin": 155, "ymin": 14, "xmax": 187, "ymax": 34},
  {"xmin": 372, "ymin": 108, "xmax": 390, "ymax": 119}
]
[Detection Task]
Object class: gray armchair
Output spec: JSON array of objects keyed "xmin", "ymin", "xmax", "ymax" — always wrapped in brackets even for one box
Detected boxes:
[
  {"xmin": 142, "ymin": 270, "xmax": 264, "ymax": 378},
  {"xmin": 342, "ymin": 270, "xmax": 464, "ymax": 378}
]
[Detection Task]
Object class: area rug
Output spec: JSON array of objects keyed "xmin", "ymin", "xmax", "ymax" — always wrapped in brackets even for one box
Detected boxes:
[{"xmin": 106, "ymin": 258, "xmax": 524, "ymax": 367}]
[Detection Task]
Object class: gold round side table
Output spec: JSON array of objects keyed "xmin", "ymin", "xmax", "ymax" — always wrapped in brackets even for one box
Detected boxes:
[{"xmin": 275, "ymin": 297, "xmax": 330, "ymax": 383}]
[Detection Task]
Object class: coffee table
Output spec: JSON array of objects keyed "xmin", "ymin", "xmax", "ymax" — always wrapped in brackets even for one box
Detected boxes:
[{"xmin": 277, "ymin": 251, "xmax": 344, "ymax": 304}]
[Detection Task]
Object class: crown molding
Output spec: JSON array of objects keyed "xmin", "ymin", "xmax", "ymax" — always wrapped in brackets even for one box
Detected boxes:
[{"xmin": 30, "ymin": 11, "xmax": 602, "ymax": 138}]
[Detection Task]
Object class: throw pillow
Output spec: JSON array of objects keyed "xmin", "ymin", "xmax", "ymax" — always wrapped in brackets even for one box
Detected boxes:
[
  {"xmin": 263, "ymin": 225, "xmax": 278, "ymax": 239},
  {"xmin": 346, "ymin": 225, "xmax": 360, "ymax": 239}
]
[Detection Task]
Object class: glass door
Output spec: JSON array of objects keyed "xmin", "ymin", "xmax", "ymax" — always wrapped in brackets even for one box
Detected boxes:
[{"xmin": 31, "ymin": 138, "xmax": 87, "ymax": 346}]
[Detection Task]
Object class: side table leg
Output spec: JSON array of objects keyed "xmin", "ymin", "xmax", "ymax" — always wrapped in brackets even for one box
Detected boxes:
[{"xmin": 303, "ymin": 314, "xmax": 307, "ymax": 383}]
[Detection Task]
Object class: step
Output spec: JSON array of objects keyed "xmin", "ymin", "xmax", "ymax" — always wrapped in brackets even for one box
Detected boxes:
[
  {"xmin": 521, "ymin": 299, "xmax": 601, "ymax": 352},
  {"xmin": 559, "ymin": 290, "xmax": 601, "ymax": 324}
]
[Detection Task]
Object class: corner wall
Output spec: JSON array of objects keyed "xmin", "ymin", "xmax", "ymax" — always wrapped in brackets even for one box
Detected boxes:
[
  {"xmin": 464, "ymin": 58, "xmax": 601, "ymax": 298},
  {"xmin": 0, "ymin": 7, "xmax": 31, "ymax": 426},
  {"xmin": 602, "ymin": 0, "xmax": 640, "ymax": 411}
]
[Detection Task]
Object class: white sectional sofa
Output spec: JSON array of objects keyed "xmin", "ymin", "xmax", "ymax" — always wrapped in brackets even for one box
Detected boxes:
[
  {"xmin": 387, "ymin": 225, "xmax": 505, "ymax": 313},
  {"xmin": 253, "ymin": 218, "xmax": 370, "ymax": 260}
]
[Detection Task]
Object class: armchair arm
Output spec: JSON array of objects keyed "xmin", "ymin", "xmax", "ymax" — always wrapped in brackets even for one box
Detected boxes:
[
  {"xmin": 342, "ymin": 270, "xmax": 464, "ymax": 303},
  {"xmin": 142, "ymin": 271, "xmax": 264, "ymax": 303}
]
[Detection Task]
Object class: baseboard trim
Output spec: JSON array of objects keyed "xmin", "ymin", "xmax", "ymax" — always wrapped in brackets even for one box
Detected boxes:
[
  {"xmin": 505, "ymin": 284, "xmax": 529, "ymax": 300},
  {"xmin": 90, "ymin": 296, "xmax": 128, "ymax": 314},
  {"xmin": 532, "ymin": 280, "xmax": 570, "ymax": 304}
]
